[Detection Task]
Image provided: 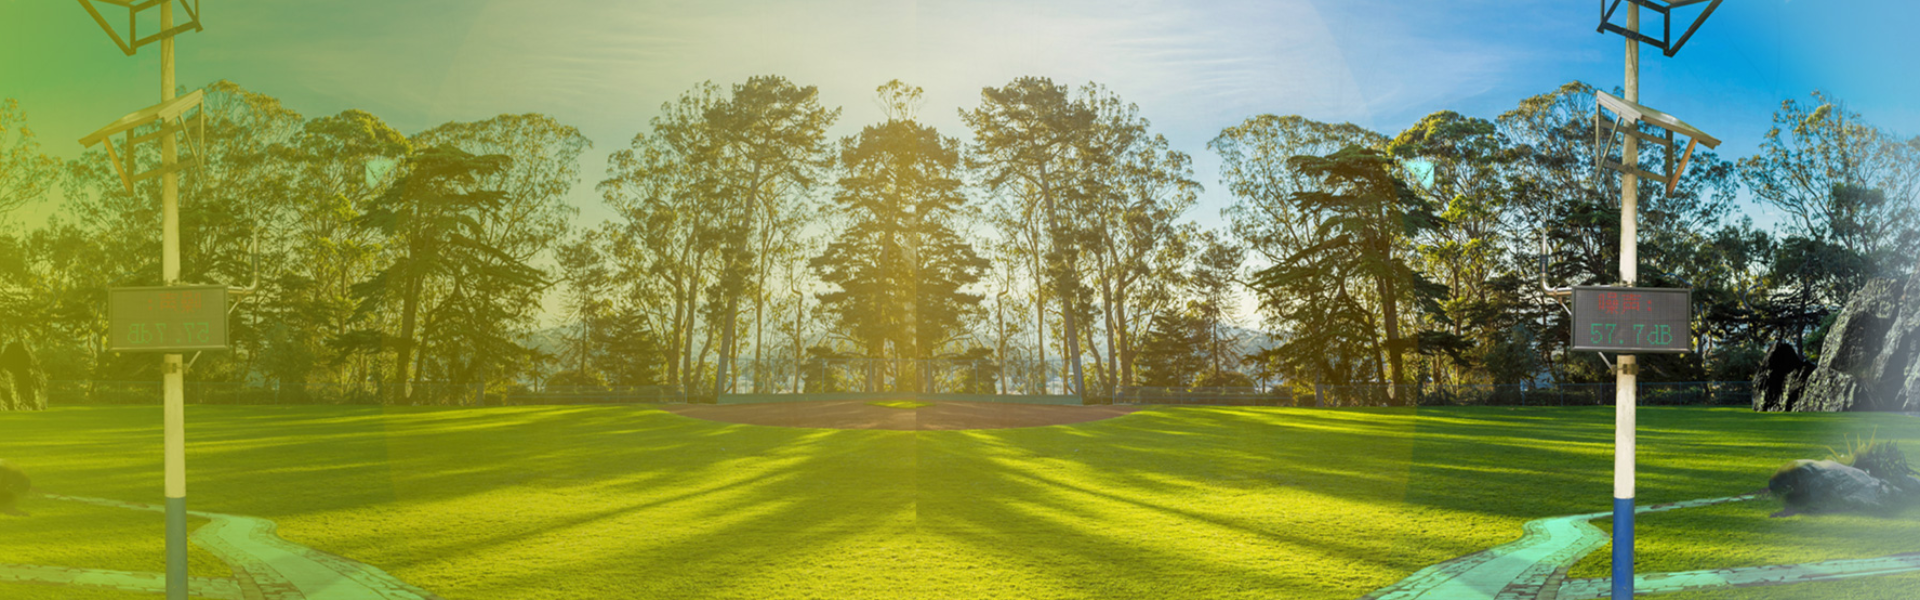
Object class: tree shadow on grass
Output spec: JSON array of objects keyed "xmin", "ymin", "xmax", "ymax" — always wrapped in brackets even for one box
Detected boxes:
[{"xmin": 5, "ymin": 404, "xmax": 1911, "ymax": 600}]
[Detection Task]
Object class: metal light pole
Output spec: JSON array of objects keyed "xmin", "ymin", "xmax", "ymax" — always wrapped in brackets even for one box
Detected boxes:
[
  {"xmin": 73, "ymin": 3, "xmax": 206, "ymax": 599},
  {"xmin": 159, "ymin": 5, "xmax": 187, "ymax": 599},
  {"xmin": 1591, "ymin": 3, "xmax": 1724, "ymax": 598},
  {"xmin": 1613, "ymin": 8, "xmax": 1640, "ymax": 600}
]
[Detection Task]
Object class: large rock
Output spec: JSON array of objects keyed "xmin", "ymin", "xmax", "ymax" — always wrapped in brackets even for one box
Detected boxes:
[
  {"xmin": 1753, "ymin": 276, "xmax": 1920, "ymax": 412},
  {"xmin": 1874, "ymin": 274, "xmax": 1920, "ymax": 411},
  {"xmin": 1769, "ymin": 459, "xmax": 1905, "ymax": 514},
  {"xmin": 0, "ymin": 341, "xmax": 48, "ymax": 412},
  {"xmin": 1752, "ymin": 342, "xmax": 1814, "ymax": 411}
]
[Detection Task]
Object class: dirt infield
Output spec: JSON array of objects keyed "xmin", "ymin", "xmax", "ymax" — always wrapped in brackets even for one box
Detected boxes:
[{"xmin": 660, "ymin": 399, "xmax": 1142, "ymax": 431}]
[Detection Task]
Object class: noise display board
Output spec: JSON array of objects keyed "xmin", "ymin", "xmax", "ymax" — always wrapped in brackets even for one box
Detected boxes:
[
  {"xmin": 1570, "ymin": 286, "xmax": 1692, "ymax": 353},
  {"xmin": 108, "ymin": 285, "xmax": 228, "ymax": 352}
]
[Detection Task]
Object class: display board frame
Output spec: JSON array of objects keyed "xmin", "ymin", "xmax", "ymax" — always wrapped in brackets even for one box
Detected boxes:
[
  {"xmin": 108, "ymin": 285, "xmax": 229, "ymax": 353},
  {"xmin": 1569, "ymin": 285, "xmax": 1693, "ymax": 353}
]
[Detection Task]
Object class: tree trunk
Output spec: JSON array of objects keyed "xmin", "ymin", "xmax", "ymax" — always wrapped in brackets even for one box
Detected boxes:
[
  {"xmin": 696, "ymin": 293, "xmax": 716, "ymax": 397},
  {"xmin": 1375, "ymin": 239, "xmax": 1409, "ymax": 406},
  {"xmin": 1031, "ymin": 223, "xmax": 1046, "ymax": 394},
  {"xmin": 716, "ymin": 295, "xmax": 738, "ymax": 398},
  {"xmin": 752, "ymin": 288, "xmax": 764, "ymax": 393},
  {"xmin": 412, "ymin": 302, "xmax": 437, "ymax": 405},
  {"xmin": 393, "ymin": 267, "xmax": 421, "ymax": 405},
  {"xmin": 667, "ymin": 278, "xmax": 682, "ymax": 389},
  {"xmin": 1099, "ymin": 250, "xmax": 1118, "ymax": 397},
  {"xmin": 1115, "ymin": 277, "xmax": 1134, "ymax": 388},
  {"xmin": 1042, "ymin": 174, "xmax": 1087, "ymax": 399}
]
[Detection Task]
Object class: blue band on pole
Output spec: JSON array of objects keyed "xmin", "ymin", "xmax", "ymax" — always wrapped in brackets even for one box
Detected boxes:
[
  {"xmin": 1612, "ymin": 496, "xmax": 1633, "ymax": 599},
  {"xmin": 167, "ymin": 496, "xmax": 187, "ymax": 600}
]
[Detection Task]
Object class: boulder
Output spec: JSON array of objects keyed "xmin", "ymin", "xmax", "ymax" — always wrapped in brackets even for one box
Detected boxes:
[
  {"xmin": 1769, "ymin": 459, "xmax": 1904, "ymax": 514},
  {"xmin": 1799, "ymin": 368, "xmax": 1862, "ymax": 412},
  {"xmin": 1752, "ymin": 342, "xmax": 1814, "ymax": 411},
  {"xmin": 0, "ymin": 370, "xmax": 15, "ymax": 412},
  {"xmin": 1753, "ymin": 276, "xmax": 1920, "ymax": 412},
  {"xmin": 1821, "ymin": 279, "xmax": 1898, "ymax": 374},
  {"xmin": 0, "ymin": 341, "xmax": 46, "ymax": 411},
  {"xmin": 1874, "ymin": 274, "xmax": 1920, "ymax": 411}
]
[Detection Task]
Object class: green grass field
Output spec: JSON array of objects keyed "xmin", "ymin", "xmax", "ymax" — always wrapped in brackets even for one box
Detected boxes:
[
  {"xmin": 0, "ymin": 404, "xmax": 1915, "ymax": 599},
  {"xmin": 868, "ymin": 400, "xmax": 935, "ymax": 409}
]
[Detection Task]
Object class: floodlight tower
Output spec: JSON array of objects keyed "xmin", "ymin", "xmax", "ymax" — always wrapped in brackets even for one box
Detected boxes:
[
  {"xmin": 1594, "ymin": 2, "xmax": 1722, "ymax": 600},
  {"xmin": 74, "ymin": 2, "xmax": 205, "ymax": 600}
]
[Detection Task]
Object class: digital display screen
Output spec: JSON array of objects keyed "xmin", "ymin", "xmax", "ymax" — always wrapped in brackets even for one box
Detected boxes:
[
  {"xmin": 1570, "ymin": 286, "xmax": 1691, "ymax": 353},
  {"xmin": 108, "ymin": 286, "xmax": 229, "ymax": 352}
]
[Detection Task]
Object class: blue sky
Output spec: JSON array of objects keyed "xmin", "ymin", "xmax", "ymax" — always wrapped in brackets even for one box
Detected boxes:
[{"xmin": 4, "ymin": 0, "xmax": 1917, "ymax": 232}]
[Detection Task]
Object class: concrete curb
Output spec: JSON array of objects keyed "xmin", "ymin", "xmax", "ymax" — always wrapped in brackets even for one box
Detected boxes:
[
  {"xmin": 1362, "ymin": 494, "xmax": 1920, "ymax": 600},
  {"xmin": 0, "ymin": 494, "xmax": 440, "ymax": 600}
]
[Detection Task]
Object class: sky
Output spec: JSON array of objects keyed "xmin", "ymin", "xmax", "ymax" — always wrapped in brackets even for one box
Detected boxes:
[{"xmin": 4, "ymin": 0, "xmax": 1918, "ymax": 235}]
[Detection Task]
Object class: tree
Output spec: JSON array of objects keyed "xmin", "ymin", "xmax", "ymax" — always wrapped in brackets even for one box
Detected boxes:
[
  {"xmin": 284, "ymin": 109, "xmax": 412, "ymax": 390},
  {"xmin": 700, "ymin": 76, "xmax": 838, "ymax": 397},
  {"xmin": 1390, "ymin": 111, "xmax": 1515, "ymax": 384},
  {"xmin": 0, "ymin": 98, "xmax": 58, "ymax": 217},
  {"xmin": 177, "ymin": 81, "xmax": 308, "ymax": 384},
  {"xmin": 1134, "ymin": 308, "xmax": 1209, "ymax": 388},
  {"xmin": 1248, "ymin": 146, "xmax": 1442, "ymax": 404},
  {"xmin": 963, "ymin": 76, "xmax": 1103, "ymax": 397},
  {"xmin": 812, "ymin": 83, "xmax": 987, "ymax": 392},
  {"xmin": 602, "ymin": 83, "xmax": 726, "ymax": 396},
  {"xmin": 554, "ymin": 226, "xmax": 614, "ymax": 387},
  {"xmin": 1189, "ymin": 231, "xmax": 1245, "ymax": 386},
  {"xmin": 1212, "ymin": 115, "xmax": 1385, "ymax": 388},
  {"xmin": 1740, "ymin": 92, "xmax": 1920, "ymax": 264},
  {"xmin": 1076, "ymin": 84, "xmax": 1201, "ymax": 395},
  {"xmin": 1498, "ymin": 82, "xmax": 1748, "ymax": 382},
  {"xmin": 412, "ymin": 114, "xmax": 588, "ymax": 387},
  {"xmin": 350, "ymin": 145, "xmax": 539, "ymax": 404}
]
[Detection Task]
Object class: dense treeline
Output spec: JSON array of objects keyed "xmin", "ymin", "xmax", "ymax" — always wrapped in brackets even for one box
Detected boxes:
[{"xmin": 1, "ymin": 77, "xmax": 1915, "ymax": 403}]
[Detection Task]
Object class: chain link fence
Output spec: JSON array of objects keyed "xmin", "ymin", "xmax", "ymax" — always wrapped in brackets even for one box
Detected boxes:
[
  {"xmin": 47, "ymin": 380, "xmax": 688, "ymax": 406},
  {"xmin": 1115, "ymin": 381, "xmax": 1751, "ymax": 407},
  {"xmin": 1115, "ymin": 386, "xmax": 1293, "ymax": 406},
  {"xmin": 45, "ymin": 379, "xmax": 1748, "ymax": 408},
  {"xmin": 1309, "ymin": 381, "xmax": 1752, "ymax": 407}
]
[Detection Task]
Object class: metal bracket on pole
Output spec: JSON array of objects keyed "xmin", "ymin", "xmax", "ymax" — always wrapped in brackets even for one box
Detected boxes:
[
  {"xmin": 1597, "ymin": 0, "xmax": 1723, "ymax": 57},
  {"xmin": 76, "ymin": 0, "xmax": 204, "ymax": 56},
  {"xmin": 1592, "ymin": 91, "xmax": 1720, "ymax": 196},
  {"xmin": 78, "ymin": 90, "xmax": 209, "ymax": 195}
]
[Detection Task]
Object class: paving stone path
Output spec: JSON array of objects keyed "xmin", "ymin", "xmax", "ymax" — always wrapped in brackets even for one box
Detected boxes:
[
  {"xmin": 0, "ymin": 494, "xmax": 440, "ymax": 600},
  {"xmin": 1362, "ymin": 494, "xmax": 1920, "ymax": 600}
]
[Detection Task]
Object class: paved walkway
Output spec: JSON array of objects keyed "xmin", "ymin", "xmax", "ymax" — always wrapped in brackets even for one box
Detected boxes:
[
  {"xmin": 1362, "ymin": 494, "xmax": 1920, "ymax": 600},
  {"xmin": 1, "ymin": 494, "xmax": 439, "ymax": 600}
]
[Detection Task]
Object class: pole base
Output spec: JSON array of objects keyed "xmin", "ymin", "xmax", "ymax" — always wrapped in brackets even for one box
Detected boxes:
[
  {"xmin": 1612, "ymin": 496, "xmax": 1634, "ymax": 599},
  {"xmin": 167, "ymin": 496, "xmax": 187, "ymax": 600}
]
